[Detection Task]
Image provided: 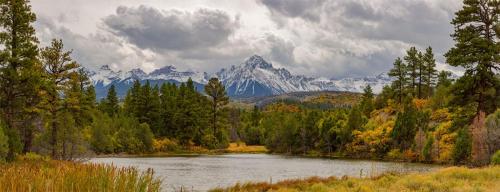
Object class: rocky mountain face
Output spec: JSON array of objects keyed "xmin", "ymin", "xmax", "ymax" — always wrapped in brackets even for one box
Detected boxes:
[{"xmin": 89, "ymin": 55, "xmax": 393, "ymax": 98}]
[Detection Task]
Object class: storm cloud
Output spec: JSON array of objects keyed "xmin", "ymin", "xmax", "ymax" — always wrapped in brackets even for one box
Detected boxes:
[
  {"xmin": 32, "ymin": 0, "xmax": 463, "ymax": 78},
  {"xmin": 103, "ymin": 6, "xmax": 240, "ymax": 51}
]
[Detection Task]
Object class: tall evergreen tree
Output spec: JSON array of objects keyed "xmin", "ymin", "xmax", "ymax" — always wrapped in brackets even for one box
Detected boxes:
[
  {"xmin": 404, "ymin": 47, "xmax": 420, "ymax": 97},
  {"xmin": 360, "ymin": 85, "xmax": 374, "ymax": 117},
  {"xmin": 147, "ymin": 84, "xmax": 161, "ymax": 135},
  {"xmin": 388, "ymin": 57, "xmax": 408, "ymax": 104},
  {"xmin": 0, "ymin": 0, "xmax": 43, "ymax": 159},
  {"xmin": 417, "ymin": 51, "xmax": 425, "ymax": 98},
  {"xmin": 422, "ymin": 46, "xmax": 437, "ymax": 98},
  {"xmin": 159, "ymin": 82, "xmax": 178, "ymax": 137},
  {"xmin": 445, "ymin": 0, "xmax": 499, "ymax": 115},
  {"xmin": 391, "ymin": 101, "xmax": 418, "ymax": 150},
  {"xmin": 59, "ymin": 73, "xmax": 88, "ymax": 160},
  {"xmin": 124, "ymin": 80, "xmax": 141, "ymax": 116},
  {"xmin": 103, "ymin": 85, "xmax": 119, "ymax": 117},
  {"xmin": 204, "ymin": 78, "xmax": 229, "ymax": 135},
  {"xmin": 40, "ymin": 39, "xmax": 79, "ymax": 159}
]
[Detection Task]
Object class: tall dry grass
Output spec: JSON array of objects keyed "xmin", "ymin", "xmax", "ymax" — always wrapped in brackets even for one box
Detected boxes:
[
  {"xmin": 0, "ymin": 160, "xmax": 161, "ymax": 192},
  {"xmin": 211, "ymin": 166, "xmax": 500, "ymax": 192}
]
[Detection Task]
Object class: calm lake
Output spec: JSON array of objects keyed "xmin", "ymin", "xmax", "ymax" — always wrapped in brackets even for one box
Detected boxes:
[{"xmin": 91, "ymin": 154, "xmax": 444, "ymax": 191}]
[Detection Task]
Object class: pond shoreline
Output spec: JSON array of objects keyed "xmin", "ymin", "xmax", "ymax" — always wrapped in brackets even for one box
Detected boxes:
[
  {"xmin": 209, "ymin": 166, "xmax": 500, "ymax": 192},
  {"xmin": 92, "ymin": 150, "xmax": 452, "ymax": 167}
]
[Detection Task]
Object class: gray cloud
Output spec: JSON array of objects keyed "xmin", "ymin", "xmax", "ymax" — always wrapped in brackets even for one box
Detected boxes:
[
  {"xmin": 32, "ymin": 0, "xmax": 463, "ymax": 79},
  {"xmin": 258, "ymin": 0, "xmax": 325, "ymax": 22},
  {"xmin": 35, "ymin": 15, "xmax": 157, "ymax": 72},
  {"xmin": 332, "ymin": 0, "xmax": 458, "ymax": 54},
  {"xmin": 103, "ymin": 6, "xmax": 239, "ymax": 51},
  {"xmin": 258, "ymin": 0, "xmax": 462, "ymax": 77}
]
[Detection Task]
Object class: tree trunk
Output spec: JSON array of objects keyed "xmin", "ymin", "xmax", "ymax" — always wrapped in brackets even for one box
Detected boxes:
[
  {"xmin": 212, "ymin": 97, "xmax": 217, "ymax": 135},
  {"xmin": 470, "ymin": 111, "xmax": 489, "ymax": 165}
]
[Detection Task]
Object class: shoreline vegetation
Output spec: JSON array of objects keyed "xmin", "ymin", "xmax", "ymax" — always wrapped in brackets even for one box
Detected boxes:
[
  {"xmin": 94, "ymin": 142, "xmax": 269, "ymax": 158},
  {"xmin": 210, "ymin": 166, "xmax": 500, "ymax": 192},
  {"xmin": 0, "ymin": 154, "xmax": 161, "ymax": 192},
  {"xmin": 93, "ymin": 142, "xmax": 454, "ymax": 166}
]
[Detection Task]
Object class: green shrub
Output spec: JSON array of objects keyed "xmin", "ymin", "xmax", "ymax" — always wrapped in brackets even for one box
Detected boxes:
[
  {"xmin": 153, "ymin": 138, "xmax": 180, "ymax": 152},
  {"xmin": 387, "ymin": 149, "xmax": 402, "ymax": 159},
  {"xmin": 452, "ymin": 128, "xmax": 471, "ymax": 164},
  {"xmin": 15, "ymin": 152, "xmax": 50, "ymax": 162},
  {"xmin": 491, "ymin": 150, "xmax": 500, "ymax": 165},
  {"xmin": 422, "ymin": 135, "xmax": 434, "ymax": 162}
]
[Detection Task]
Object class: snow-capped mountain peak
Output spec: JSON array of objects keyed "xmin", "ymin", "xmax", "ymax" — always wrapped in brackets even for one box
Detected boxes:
[
  {"xmin": 149, "ymin": 66, "xmax": 176, "ymax": 76},
  {"xmin": 127, "ymin": 68, "xmax": 147, "ymax": 79},
  {"xmin": 89, "ymin": 55, "xmax": 395, "ymax": 98},
  {"xmin": 99, "ymin": 65, "xmax": 112, "ymax": 71},
  {"xmin": 244, "ymin": 55, "xmax": 273, "ymax": 70}
]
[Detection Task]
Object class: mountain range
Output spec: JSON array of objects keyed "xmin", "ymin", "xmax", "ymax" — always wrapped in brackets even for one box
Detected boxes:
[{"xmin": 89, "ymin": 55, "xmax": 393, "ymax": 99}]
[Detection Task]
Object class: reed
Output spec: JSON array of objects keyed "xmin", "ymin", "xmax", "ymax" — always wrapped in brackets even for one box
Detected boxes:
[
  {"xmin": 0, "ymin": 160, "xmax": 161, "ymax": 192},
  {"xmin": 210, "ymin": 166, "xmax": 500, "ymax": 192}
]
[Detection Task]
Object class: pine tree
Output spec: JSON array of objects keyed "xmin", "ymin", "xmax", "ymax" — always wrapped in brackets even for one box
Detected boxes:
[
  {"xmin": 40, "ymin": 39, "xmax": 79, "ymax": 159},
  {"xmin": 124, "ymin": 80, "xmax": 141, "ymax": 116},
  {"xmin": 0, "ymin": 0, "xmax": 43, "ymax": 159},
  {"xmin": 404, "ymin": 47, "xmax": 420, "ymax": 97},
  {"xmin": 445, "ymin": 0, "xmax": 499, "ymax": 115},
  {"xmin": 204, "ymin": 78, "xmax": 229, "ymax": 136},
  {"xmin": 422, "ymin": 47, "xmax": 437, "ymax": 97},
  {"xmin": 436, "ymin": 71, "xmax": 453, "ymax": 87},
  {"xmin": 103, "ymin": 85, "xmax": 119, "ymax": 117},
  {"xmin": 391, "ymin": 100, "xmax": 418, "ymax": 150},
  {"xmin": 147, "ymin": 84, "xmax": 161, "ymax": 135},
  {"xmin": 417, "ymin": 51, "xmax": 425, "ymax": 98},
  {"xmin": 159, "ymin": 82, "xmax": 178, "ymax": 137},
  {"xmin": 388, "ymin": 57, "xmax": 408, "ymax": 104},
  {"xmin": 137, "ymin": 81, "xmax": 151, "ymax": 123},
  {"xmin": 360, "ymin": 85, "xmax": 374, "ymax": 117},
  {"xmin": 60, "ymin": 71, "xmax": 90, "ymax": 160}
]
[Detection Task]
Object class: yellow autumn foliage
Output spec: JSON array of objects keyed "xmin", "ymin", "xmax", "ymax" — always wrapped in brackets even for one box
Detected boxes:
[
  {"xmin": 413, "ymin": 98, "xmax": 429, "ymax": 110},
  {"xmin": 348, "ymin": 108, "xmax": 394, "ymax": 155}
]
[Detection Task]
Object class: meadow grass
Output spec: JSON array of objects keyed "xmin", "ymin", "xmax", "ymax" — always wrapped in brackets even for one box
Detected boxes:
[
  {"xmin": 210, "ymin": 166, "xmax": 500, "ymax": 192},
  {"xmin": 225, "ymin": 142, "xmax": 268, "ymax": 153},
  {"xmin": 0, "ymin": 160, "xmax": 161, "ymax": 192}
]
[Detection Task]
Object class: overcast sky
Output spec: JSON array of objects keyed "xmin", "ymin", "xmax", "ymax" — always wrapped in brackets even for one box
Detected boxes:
[{"xmin": 32, "ymin": 0, "xmax": 463, "ymax": 78}]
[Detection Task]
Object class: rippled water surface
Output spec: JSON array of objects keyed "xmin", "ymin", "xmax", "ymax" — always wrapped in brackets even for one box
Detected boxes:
[{"xmin": 91, "ymin": 154, "xmax": 443, "ymax": 191}]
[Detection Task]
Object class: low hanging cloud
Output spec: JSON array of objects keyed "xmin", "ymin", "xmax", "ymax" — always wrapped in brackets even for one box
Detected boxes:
[{"xmin": 103, "ymin": 6, "xmax": 240, "ymax": 51}]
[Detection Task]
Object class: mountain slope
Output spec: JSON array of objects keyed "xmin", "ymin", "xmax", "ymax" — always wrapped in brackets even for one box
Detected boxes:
[{"xmin": 215, "ymin": 55, "xmax": 320, "ymax": 97}]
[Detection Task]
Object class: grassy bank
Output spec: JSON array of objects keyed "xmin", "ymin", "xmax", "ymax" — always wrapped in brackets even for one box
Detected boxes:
[
  {"xmin": 0, "ymin": 159, "xmax": 161, "ymax": 192},
  {"xmin": 97, "ymin": 142, "xmax": 269, "ymax": 157},
  {"xmin": 210, "ymin": 166, "xmax": 500, "ymax": 192},
  {"xmin": 224, "ymin": 142, "xmax": 268, "ymax": 153}
]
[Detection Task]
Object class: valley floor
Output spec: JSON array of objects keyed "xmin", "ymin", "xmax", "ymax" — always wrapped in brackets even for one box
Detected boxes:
[{"xmin": 210, "ymin": 166, "xmax": 500, "ymax": 192}]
